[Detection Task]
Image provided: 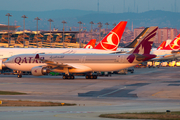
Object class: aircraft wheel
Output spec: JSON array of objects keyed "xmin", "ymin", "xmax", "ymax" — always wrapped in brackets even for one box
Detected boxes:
[
  {"xmin": 93, "ymin": 75, "xmax": 97, "ymax": 79},
  {"xmin": 63, "ymin": 75, "xmax": 66, "ymax": 79},
  {"xmin": 17, "ymin": 74, "xmax": 22, "ymax": 78},
  {"xmin": 86, "ymin": 75, "xmax": 89, "ymax": 79},
  {"xmin": 67, "ymin": 75, "xmax": 71, "ymax": 79},
  {"xmin": 90, "ymin": 75, "xmax": 94, "ymax": 79},
  {"xmin": 70, "ymin": 75, "xmax": 74, "ymax": 79}
]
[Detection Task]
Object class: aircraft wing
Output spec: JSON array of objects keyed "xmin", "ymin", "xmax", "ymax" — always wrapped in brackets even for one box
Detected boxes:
[
  {"xmin": 35, "ymin": 54, "xmax": 92, "ymax": 72},
  {"xmin": 35, "ymin": 54, "xmax": 75, "ymax": 68}
]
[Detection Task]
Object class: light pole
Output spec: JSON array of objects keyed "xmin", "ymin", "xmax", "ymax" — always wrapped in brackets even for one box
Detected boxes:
[
  {"xmin": 62, "ymin": 20, "xmax": 67, "ymax": 48},
  {"xmin": 105, "ymin": 22, "xmax": 109, "ymax": 35},
  {"xmin": 21, "ymin": 15, "xmax": 28, "ymax": 47},
  {"xmin": 48, "ymin": 19, "xmax": 54, "ymax": 48},
  {"xmin": 113, "ymin": 23, "xmax": 116, "ymax": 28},
  {"xmin": 6, "ymin": 13, "xmax": 12, "ymax": 48},
  {"xmin": 78, "ymin": 21, "xmax": 82, "ymax": 48},
  {"xmin": 34, "ymin": 17, "xmax": 40, "ymax": 47},
  {"xmin": 97, "ymin": 22, "xmax": 102, "ymax": 42},
  {"xmin": 89, "ymin": 21, "xmax": 94, "ymax": 39}
]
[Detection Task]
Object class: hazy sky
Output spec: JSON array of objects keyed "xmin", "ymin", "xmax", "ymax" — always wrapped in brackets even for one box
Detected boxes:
[{"xmin": 0, "ymin": 0, "xmax": 179, "ymax": 13}]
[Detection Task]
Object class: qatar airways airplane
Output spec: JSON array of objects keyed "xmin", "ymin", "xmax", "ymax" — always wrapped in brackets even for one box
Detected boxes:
[
  {"xmin": 0, "ymin": 21, "xmax": 127, "ymax": 70},
  {"xmin": 4, "ymin": 26, "xmax": 158, "ymax": 79}
]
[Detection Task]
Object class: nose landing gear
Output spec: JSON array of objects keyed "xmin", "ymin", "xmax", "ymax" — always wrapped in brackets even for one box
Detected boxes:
[{"xmin": 17, "ymin": 71, "xmax": 22, "ymax": 78}]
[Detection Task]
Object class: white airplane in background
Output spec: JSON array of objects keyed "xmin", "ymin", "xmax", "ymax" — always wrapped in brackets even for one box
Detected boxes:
[
  {"xmin": 111, "ymin": 27, "xmax": 180, "ymax": 61},
  {"xmin": 4, "ymin": 26, "xmax": 158, "ymax": 79},
  {"xmin": 152, "ymin": 34, "xmax": 180, "ymax": 60},
  {"xmin": 0, "ymin": 21, "xmax": 127, "ymax": 70}
]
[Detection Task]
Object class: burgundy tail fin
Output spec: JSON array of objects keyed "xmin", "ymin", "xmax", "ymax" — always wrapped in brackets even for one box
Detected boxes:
[{"xmin": 127, "ymin": 26, "xmax": 158, "ymax": 63}]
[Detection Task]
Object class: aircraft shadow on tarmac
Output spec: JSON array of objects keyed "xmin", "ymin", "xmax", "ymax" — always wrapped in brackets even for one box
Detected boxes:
[{"xmin": 78, "ymin": 83, "xmax": 150, "ymax": 98}]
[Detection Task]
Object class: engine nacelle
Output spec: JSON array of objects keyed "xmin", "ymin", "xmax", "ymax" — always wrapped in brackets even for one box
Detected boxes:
[
  {"xmin": 0, "ymin": 60, "xmax": 6, "ymax": 70},
  {"xmin": 31, "ymin": 66, "xmax": 48, "ymax": 76}
]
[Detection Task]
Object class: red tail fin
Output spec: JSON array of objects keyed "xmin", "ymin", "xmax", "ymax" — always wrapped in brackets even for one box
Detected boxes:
[
  {"xmin": 157, "ymin": 41, "xmax": 166, "ymax": 50},
  {"xmin": 127, "ymin": 26, "xmax": 158, "ymax": 63},
  {"xmin": 161, "ymin": 34, "xmax": 180, "ymax": 50},
  {"xmin": 94, "ymin": 21, "xmax": 127, "ymax": 51},
  {"xmin": 84, "ymin": 39, "xmax": 96, "ymax": 49}
]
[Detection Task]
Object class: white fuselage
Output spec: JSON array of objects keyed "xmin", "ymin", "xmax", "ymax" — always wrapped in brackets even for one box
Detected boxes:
[
  {"xmin": 0, "ymin": 48, "xmax": 116, "ymax": 60},
  {"xmin": 5, "ymin": 54, "xmax": 140, "ymax": 73},
  {"xmin": 117, "ymin": 47, "xmax": 175, "ymax": 60}
]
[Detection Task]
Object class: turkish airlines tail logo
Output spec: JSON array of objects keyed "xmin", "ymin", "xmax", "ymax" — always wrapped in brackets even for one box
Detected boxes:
[
  {"xmin": 127, "ymin": 26, "xmax": 158, "ymax": 63},
  {"xmin": 162, "ymin": 34, "xmax": 180, "ymax": 50},
  {"xmin": 157, "ymin": 41, "xmax": 166, "ymax": 50},
  {"xmin": 84, "ymin": 39, "xmax": 96, "ymax": 49},
  {"xmin": 94, "ymin": 21, "xmax": 127, "ymax": 51}
]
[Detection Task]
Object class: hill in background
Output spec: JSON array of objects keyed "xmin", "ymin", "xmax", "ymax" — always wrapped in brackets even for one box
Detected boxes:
[{"xmin": 0, "ymin": 10, "xmax": 179, "ymax": 31}]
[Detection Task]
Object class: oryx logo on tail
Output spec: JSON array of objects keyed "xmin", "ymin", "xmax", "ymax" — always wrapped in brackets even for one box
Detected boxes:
[
  {"xmin": 127, "ymin": 26, "xmax": 158, "ymax": 63},
  {"xmin": 94, "ymin": 21, "xmax": 127, "ymax": 51}
]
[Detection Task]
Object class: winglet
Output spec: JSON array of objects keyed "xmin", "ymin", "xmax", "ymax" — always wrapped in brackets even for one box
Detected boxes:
[
  {"xmin": 125, "ymin": 27, "xmax": 149, "ymax": 48},
  {"xmin": 94, "ymin": 21, "xmax": 127, "ymax": 51}
]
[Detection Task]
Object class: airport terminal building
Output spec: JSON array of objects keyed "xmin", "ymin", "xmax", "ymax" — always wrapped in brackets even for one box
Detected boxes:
[{"xmin": 0, "ymin": 24, "xmax": 83, "ymax": 48}]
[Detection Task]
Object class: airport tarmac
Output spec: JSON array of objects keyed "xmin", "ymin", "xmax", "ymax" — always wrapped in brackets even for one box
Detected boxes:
[{"xmin": 1, "ymin": 67, "xmax": 180, "ymax": 120}]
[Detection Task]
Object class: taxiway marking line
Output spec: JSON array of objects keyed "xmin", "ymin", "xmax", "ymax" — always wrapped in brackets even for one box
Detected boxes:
[
  {"xmin": 97, "ymin": 86, "xmax": 126, "ymax": 97},
  {"xmin": 152, "ymin": 91, "xmax": 162, "ymax": 96}
]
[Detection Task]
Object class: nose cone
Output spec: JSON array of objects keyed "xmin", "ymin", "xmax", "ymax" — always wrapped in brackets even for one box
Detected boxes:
[{"xmin": 4, "ymin": 58, "xmax": 11, "ymax": 67}]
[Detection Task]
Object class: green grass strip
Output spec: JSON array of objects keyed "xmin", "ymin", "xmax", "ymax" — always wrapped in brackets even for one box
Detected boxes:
[
  {"xmin": 99, "ymin": 111, "xmax": 180, "ymax": 120},
  {"xmin": 0, "ymin": 91, "xmax": 26, "ymax": 95}
]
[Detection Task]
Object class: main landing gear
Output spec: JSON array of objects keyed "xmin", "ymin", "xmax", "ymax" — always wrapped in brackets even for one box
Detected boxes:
[
  {"xmin": 17, "ymin": 71, "xmax": 22, "ymax": 78},
  {"xmin": 17, "ymin": 74, "xmax": 22, "ymax": 78},
  {"xmin": 63, "ymin": 74, "xmax": 75, "ymax": 79},
  {"xmin": 86, "ymin": 75, "xmax": 97, "ymax": 79}
]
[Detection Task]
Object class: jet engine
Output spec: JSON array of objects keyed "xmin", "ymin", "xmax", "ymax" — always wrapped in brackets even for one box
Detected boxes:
[
  {"xmin": 31, "ymin": 66, "xmax": 49, "ymax": 76},
  {"xmin": 0, "ymin": 60, "xmax": 6, "ymax": 70},
  {"xmin": 0, "ymin": 60, "xmax": 3, "ymax": 70}
]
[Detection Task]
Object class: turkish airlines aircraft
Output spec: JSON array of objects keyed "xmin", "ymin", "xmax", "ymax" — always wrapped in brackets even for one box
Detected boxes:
[
  {"xmin": 0, "ymin": 21, "xmax": 127, "ymax": 70},
  {"xmin": 157, "ymin": 40, "xmax": 171, "ymax": 50},
  {"xmin": 4, "ymin": 26, "xmax": 158, "ymax": 79},
  {"xmin": 151, "ymin": 34, "xmax": 180, "ymax": 60},
  {"xmin": 84, "ymin": 39, "xmax": 96, "ymax": 49}
]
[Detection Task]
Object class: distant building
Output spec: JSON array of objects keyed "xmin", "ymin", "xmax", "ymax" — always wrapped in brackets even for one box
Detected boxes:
[
  {"xmin": 134, "ymin": 27, "xmax": 178, "ymax": 46},
  {"xmin": 0, "ymin": 24, "xmax": 20, "ymax": 31}
]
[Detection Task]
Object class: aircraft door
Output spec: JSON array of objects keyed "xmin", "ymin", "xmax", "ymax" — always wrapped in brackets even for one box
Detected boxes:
[
  {"xmin": 118, "ymin": 55, "xmax": 125, "ymax": 63},
  {"xmin": 81, "ymin": 56, "xmax": 86, "ymax": 63}
]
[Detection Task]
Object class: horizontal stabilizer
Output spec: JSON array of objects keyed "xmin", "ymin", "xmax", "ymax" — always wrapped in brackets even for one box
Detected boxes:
[
  {"xmin": 134, "ymin": 53, "xmax": 156, "ymax": 61},
  {"xmin": 171, "ymin": 50, "xmax": 180, "ymax": 54}
]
